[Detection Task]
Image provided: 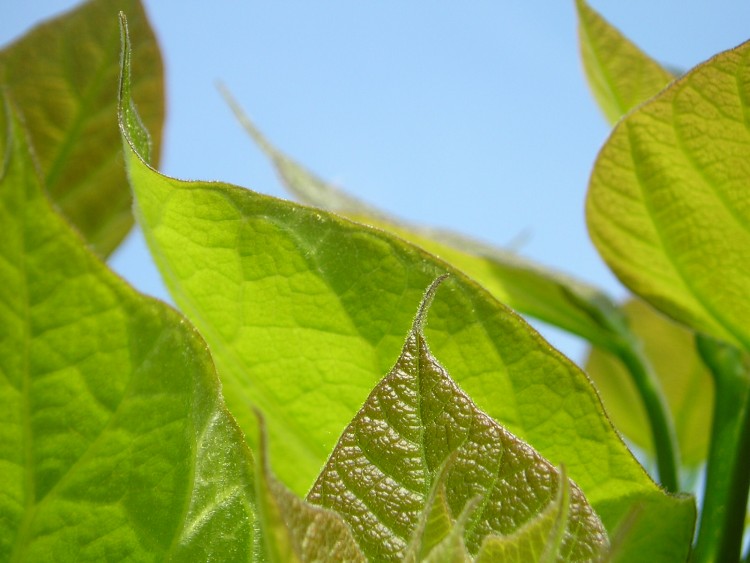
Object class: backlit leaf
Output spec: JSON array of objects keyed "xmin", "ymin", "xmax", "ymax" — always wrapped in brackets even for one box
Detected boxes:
[
  {"xmin": 586, "ymin": 299, "xmax": 713, "ymax": 466},
  {"xmin": 0, "ymin": 95, "xmax": 255, "ymax": 560},
  {"xmin": 307, "ymin": 279, "xmax": 608, "ymax": 561},
  {"xmin": 587, "ymin": 40, "xmax": 750, "ymax": 350},
  {"xmin": 221, "ymin": 91, "xmax": 629, "ymax": 355},
  {"xmin": 0, "ymin": 0, "xmax": 164, "ymax": 256},
  {"xmin": 119, "ymin": 18, "xmax": 695, "ymax": 561},
  {"xmin": 576, "ymin": 0, "xmax": 674, "ymax": 124}
]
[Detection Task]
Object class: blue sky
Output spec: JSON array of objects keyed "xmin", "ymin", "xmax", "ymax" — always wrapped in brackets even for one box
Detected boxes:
[{"xmin": 3, "ymin": 1, "xmax": 750, "ymax": 362}]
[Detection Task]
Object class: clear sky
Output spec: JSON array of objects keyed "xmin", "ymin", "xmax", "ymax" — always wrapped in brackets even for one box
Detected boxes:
[{"xmin": 3, "ymin": 1, "xmax": 750, "ymax": 363}]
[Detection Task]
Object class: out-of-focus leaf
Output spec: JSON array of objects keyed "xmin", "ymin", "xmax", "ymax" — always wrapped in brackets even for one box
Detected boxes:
[
  {"xmin": 0, "ymin": 0, "xmax": 164, "ymax": 256},
  {"xmin": 587, "ymin": 40, "xmax": 750, "ymax": 351},
  {"xmin": 307, "ymin": 279, "xmax": 609, "ymax": 561},
  {"xmin": 0, "ymin": 95, "xmax": 255, "ymax": 561},
  {"xmin": 576, "ymin": 0, "xmax": 674, "ymax": 125},
  {"xmin": 120, "ymin": 20, "xmax": 695, "ymax": 562},
  {"xmin": 586, "ymin": 299, "xmax": 713, "ymax": 466},
  {"xmin": 220, "ymin": 88, "xmax": 629, "ymax": 355}
]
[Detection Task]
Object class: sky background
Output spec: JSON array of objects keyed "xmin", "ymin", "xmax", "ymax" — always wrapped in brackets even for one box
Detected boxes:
[{"xmin": 2, "ymin": 1, "xmax": 750, "ymax": 364}]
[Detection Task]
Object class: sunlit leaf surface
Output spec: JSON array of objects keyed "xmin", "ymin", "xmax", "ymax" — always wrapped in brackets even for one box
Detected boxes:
[
  {"xmin": 587, "ymin": 40, "xmax": 750, "ymax": 351},
  {"xmin": 120, "ymin": 16, "xmax": 695, "ymax": 561},
  {"xmin": 0, "ymin": 95, "xmax": 255, "ymax": 561},
  {"xmin": 308, "ymin": 279, "xmax": 609, "ymax": 561}
]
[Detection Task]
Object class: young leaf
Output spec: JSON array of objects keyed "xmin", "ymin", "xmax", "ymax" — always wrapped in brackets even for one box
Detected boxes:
[
  {"xmin": 254, "ymin": 413, "xmax": 366, "ymax": 563},
  {"xmin": 0, "ymin": 0, "xmax": 164, "ymax": 257},
  {"xmin": 587, "ymin": 40, "xmax": 750, "ymax": 351},
  {"xmin": 119, "ymin": 17, "xmax": 695, "ymax": 561},
  {"xmin": 220, "ymin": 90, "xmax": 629, "ymax": 355},
  {"xmin": 586, "ymin": 299, "xmax": 713, "ymax": 466},
  {"xmin": 476, "ymin": 469, "xmax": 572, "ymax": 562},
  {"xmin": 0, "ymin": 96, "xmax": 255, "ymax": 560},
  {"xmin": 576, "ymin": 0, "xmax": 674, "ymax": 124},
  {"xmin": 307, "ymin": 278, "xmax": 609, "ymax": 561}
]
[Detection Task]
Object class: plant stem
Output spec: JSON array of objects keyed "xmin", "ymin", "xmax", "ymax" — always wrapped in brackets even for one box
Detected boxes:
[
  {"xmin": 692, "ymin": 335, "xmax": 750, "ymax": 563},
  {"xmin": 615, "ymin": 338, "xmax": 680, "ymax": 493}
]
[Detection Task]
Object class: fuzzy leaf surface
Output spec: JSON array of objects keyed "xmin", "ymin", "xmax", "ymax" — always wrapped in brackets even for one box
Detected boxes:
[
  {"xmin": 119, "ymin": 20, "xmax": 695, "ymax": 562},
  {"xmin": 254, "ymin": 417, "xmax": 365, "ymax": 563},
  {"xmin": 0, "ymin": 0, "xmax": 164, "ymax": 256},
  {"xmin": 576, "ymin": 0, "xmax": 674, "ymax": 125},
  {"xmin": 224, "ymin": 95, "xmax": 629, "ymax": 355},
  {"xmin": 0, "ymin": 95, "xmax": 255, "ymax": 561},
  {"xmin": 586, "ymin": 299, "xmax": 712, "ymax": 466},
  {"xmin": 587, "ymin": 40, "xmax": 750, "ymax": 350},
  {"xmin": 308, "ymin": 282, "xmax": 607, "ymax": 561}
]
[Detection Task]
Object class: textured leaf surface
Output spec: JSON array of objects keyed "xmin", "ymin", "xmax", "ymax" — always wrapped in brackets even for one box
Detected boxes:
[
  {"xmin": 308, "ymin": 280, "xmax": 608, "ymax": 561},
  {"xmin": 586, "ymin": 299, "xmax": 712, "ymax": 466},
  {"xmin": 255, "ymin": 416, "xmax": 365, "ymax": 563},
  {"xmin": 223, "ymin": 94, "xmax": 628, "ymax": 354},
  {"xmin": 0, "ymin": 0, "xmax": 164, "ymax": 256},
  {"xmin": 476, "ymin": 470, "xmax": 571, "ymax": 563},
  {"xmin": 0, "ymin": 96, "xmax": 255, "ymax": 560},
  {"xmin": 120, "ymin": 22, "xmax": 695, "ymax": 562},
  {"xmin": 587, "ymin": 40, "xmax": 750, "ymax": 350},
  {"xmin": 576, "ymin": 0, "xmax": 674, "ymax": 124}
]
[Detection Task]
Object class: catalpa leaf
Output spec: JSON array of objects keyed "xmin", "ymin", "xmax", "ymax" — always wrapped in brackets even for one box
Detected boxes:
[
  {"xmin": 307, "ymin": 278, "xmax": 608, "ymax": 561},
  {"xmin": 221, "ymin": 89, "xmax": 629, "ymax": 355},
  {"xmin": 587, "ymin": 39, "xmax": 750, "ymax": 350},
  {"xmin": 254, "ymin": 413, "xmax": 365, "ymax": 563},
  {"xmin": 119, "ymin": 17, "xmax": 695, "ymax": 561},
  {"xmin": 476, "ymin": 469, "xmax": 571, "ymax": 563},
  {"xmin": 0, "ymin": 0, "xmax": 164, "ymax": 256},
  {"xmin": 0, "ymin": 95, "xmax": 255, "ymax": 560},
  {"xmin": 576, "ymin": 0, "xmax": 674, "ymax": 125},
  {"xmin": 586, "ymin": 299, "xmax": 713, "ymax": 466}
]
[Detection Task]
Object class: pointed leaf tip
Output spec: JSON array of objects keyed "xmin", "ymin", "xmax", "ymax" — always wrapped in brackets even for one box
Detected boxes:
[{"xmin": 414, "ymin": 274, "xmax": 450, "ymax": 334}]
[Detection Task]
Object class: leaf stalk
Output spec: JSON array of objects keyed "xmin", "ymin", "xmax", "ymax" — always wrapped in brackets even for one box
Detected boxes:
[{"xmin": 692, "ymin": 335, "xmax": 750, "ymax": 563}]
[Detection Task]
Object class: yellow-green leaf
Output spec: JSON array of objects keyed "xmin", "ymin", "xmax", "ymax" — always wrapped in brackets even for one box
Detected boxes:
[
  {"xmin": 587, "ymin": 40, "xmax": 750, "ymax": 350},
  {"xmin": 0, "ymin": 94, "xmax": 255, "ymax": 561},
  {"xmin": 307, "ymin": 279, "xmax": 609, "ymax": 561},
  {"xmin": 586, "ymin": 299, "xmax": 713, "ymax": 466},
  {"xmin": 576, "ymin": 0, "xmax": 674, "ymax": 124},
  {"xmin": 0, "ymin": 0, "xmax": 164, "ymax": 256},
  {"xmin": 119, "ymin": 17, "xmax": 696, "ymax": 562},
  {"xmin": 221, "ymin": 89, "xmax": 629, "ymax": 355}
]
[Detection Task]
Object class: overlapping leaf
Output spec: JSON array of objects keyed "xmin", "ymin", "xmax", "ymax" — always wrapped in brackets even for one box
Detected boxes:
[
  {"xmin": 576, "ymin": 0, "xmax": 674, "ymax": 125},
  {"xmin": 120, "ymin": 16, "xmax": 695, "ymax": 561},
  {"xmin": 0, "ymin": 96, "xmax": 255, "ymax": 560},
  {"xmin": 0, "ymin": 0, "xmax": 164, "ymax": 256},
  {"xmin": 587, "ymin": 39, "xmax": 750, "ymax": 351},
  {"xmin": 586, "ymin": 299, "xmax": 712, "ymax": 466},
  {"xmin": 221, "ymin": 90, "xmax": 629, "ymax": 355},
  {"xmin": 308, "ymin": 278, "xmax": 608, "ymax": 561}
]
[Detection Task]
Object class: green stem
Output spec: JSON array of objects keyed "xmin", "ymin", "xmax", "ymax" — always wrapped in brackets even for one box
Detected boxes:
[
  {"xmin": 615, "ymin": 338, "xmax": 680, "ymax": 493},
  {"xmin": 692, "ymin": 335, "xmax": 750, "ymax": 563}
]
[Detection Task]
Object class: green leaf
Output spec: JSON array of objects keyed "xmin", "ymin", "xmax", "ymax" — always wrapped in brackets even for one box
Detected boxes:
[
  {"xmin": 576, "ymin": 0, "xmax": 674, "ymax": 124},
  {"xmin": 254, "ymin": 413, "xmax": 365, "ymax": 563},
  {"xmin": 119, "ymin": 20, "xmax": 695, "ymax": 561},
  {"xmin": 0, "ymin": 0, "xmax": 164, "ymax": 257},
  {"xmin": 0, "ymin": 94, "xmax": 256, "ymax": 559},
  {"xmin": 220, "ymin": 88, "xmax": 629, "ymax": 355},
  {"xmin": 476, "ymin": 469, "xmax": 572, "ymax": 563},
  {"xmin": 307, "ymin": 278, "xmax": 608, "ymax": 561},
  {"xmin": 586, "ymin": 299, "xmax": 713, "ymax": 466},
  {"xmin": 586, "ymin": 40, "xmax": 750, "ymax": 351}
]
